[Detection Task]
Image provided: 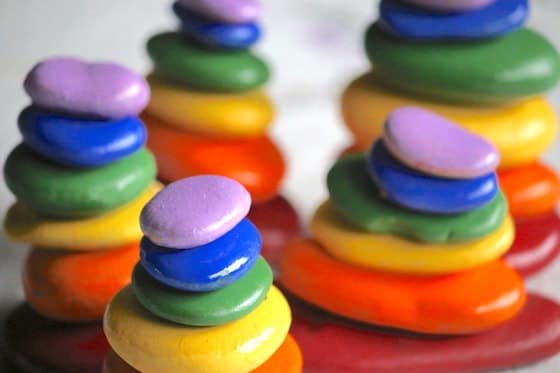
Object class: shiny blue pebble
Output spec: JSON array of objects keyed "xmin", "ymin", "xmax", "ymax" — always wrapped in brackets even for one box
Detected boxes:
[
  {"xmin": 379, "ymin": 0, "xmax": 528, "ymax": 40},
  {"xmin": 140, "ymin": 218, "xmax": 261, "ymax": 292},
  {"xmin": 173, "ymin": 1, "xmax": 261, "ymax": 49},
  {"xmin": 18, "ymin": 106, "xmax": 146, "ymax": 168},
  {"xmin": 367, "ymin": 141, "xmax": 498, "ymax": 214}
]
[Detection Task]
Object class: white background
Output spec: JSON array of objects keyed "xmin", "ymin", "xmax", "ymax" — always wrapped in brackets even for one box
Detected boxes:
[{"xmin": 1, "ymin": 1, "xmax": 560, "ymax": 371}]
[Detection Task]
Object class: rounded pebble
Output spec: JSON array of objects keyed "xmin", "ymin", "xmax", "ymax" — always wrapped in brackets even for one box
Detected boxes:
[
  {"xmin": 178, "ymin": 0, "xmax": 261, "ymax": 23},
  {"xmin": 401, "ymin": 0, "xmax": 496, "ymax": 12}
]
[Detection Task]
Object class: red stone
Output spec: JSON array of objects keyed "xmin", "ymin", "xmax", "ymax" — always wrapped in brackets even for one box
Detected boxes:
[
  {"xmin": 504, "ymin": 212, "xmax": 560, "ymax": 278},
  {"xmin": 289, "ymin": 294, "xmax": 560, "ymax": 373}
]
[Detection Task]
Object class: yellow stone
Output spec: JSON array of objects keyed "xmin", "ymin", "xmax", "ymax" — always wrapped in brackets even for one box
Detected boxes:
[
  {"xmin": 104, "ymin": 285, "xmax": 291, "ymax": 373},
  {"xmin": 311, "ymin": 201, "xmax": 515, "ymax": 275},
  {"xmin": 146, "ymin": 75, "xmax": 274, "ymax": 138},
  {"xmin": 342, "ymin": 72, "xmax": 558, "ymax": 169},
  {"xmin": 3, "ymin": 183, "xmax": 162, "ymax": 251}
]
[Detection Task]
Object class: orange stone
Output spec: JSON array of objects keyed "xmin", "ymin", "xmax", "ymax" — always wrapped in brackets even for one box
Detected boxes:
[
  {"xmin": 23, "ymin": 244, "xmax": 139, "ymax": 322},
  {"xmin": 498, "ymin": 162, "xmax": 560, "ymax": 220},
  {"xmin": 279, "ymin": 239, "xmax": 526, "ymax": 335},
  {"xmin": 143, "ymin": 114, "xmax": 285, "ymax": 202}
]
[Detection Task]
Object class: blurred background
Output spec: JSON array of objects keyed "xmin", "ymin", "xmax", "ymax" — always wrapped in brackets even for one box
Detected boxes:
[{"xmin": 1, "ymin": 1, "xmax": 560, "ymax": 371}]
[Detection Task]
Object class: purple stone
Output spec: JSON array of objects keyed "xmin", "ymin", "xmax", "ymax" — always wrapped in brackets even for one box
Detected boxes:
[
  {"xmin": 177, "ymin": 0, "xmax": 261, "ymax": 23},
  {"xmin": 24, "ymin": 57, "xmax": 150, "ymax": 119},
  {"xmin": 401, "ymin": 0, "xmax": 496, "ymax": 12},
  {"xmin": 383, "ymin": 107, "xmax": 500, "ymax": 179},
  {"xmin": 140, "ymin": 176, "xmax": 252, "ymax": 249}
]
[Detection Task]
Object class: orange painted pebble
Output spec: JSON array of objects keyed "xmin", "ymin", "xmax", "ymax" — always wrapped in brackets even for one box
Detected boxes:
[
  {"xmin": 143, "ymin": 114, "xmax": 285, "ymax": 202},
  {"xmin": 23, "ymin": 243, "xmax": 139, "ymax": 322},
  {"xmin": 279, "ymin": 239, "xmax": 526, "ymax": 335},
  {"xmin": 498, "ymin": 162, "xmax": 560, "ymax": 220}
]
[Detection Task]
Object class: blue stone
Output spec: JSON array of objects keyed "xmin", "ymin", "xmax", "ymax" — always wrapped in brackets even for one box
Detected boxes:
[
  {"xmin": 173, "ymin": 2, "xmax": 261, "ymax": 49},
  {"xmin": 140, "ymin": 218, "xmax": 261, "ymax": 292},
  {"xmin": 18, "ymin": 106, "xmax": 146, "ymax": 168},
  {"xmin": 367, "ymin": 141, "xmax": 499, "ymax": 214},
  {"xmin": 379, "ymin": 0, "xmax": 528, "ymax": 40}
]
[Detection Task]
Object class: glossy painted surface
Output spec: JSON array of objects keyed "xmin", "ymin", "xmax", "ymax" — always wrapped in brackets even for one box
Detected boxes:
[
  {"xmin": 133, "ymin": 258, "xmax": 272, "ymax": 326},
  {"xmin": 279, "ymin": 239, "xmax": 525, "ymax": 334},
  {"xmin": 144, "ymin": 114, "xmax": 284, "ymax": 201},
  {"xmin": 312, "ymin": 201, "xmax": 514, "ymax": 274},
  {"xmin": 104, "ymin": 286, "xmax": 290, "ymax": 373},
  {"xmin": 147, "ymin": 32, "xmax": 269, "ymax": 92},
  {"xmin": 18, "ymin": 106, "xmax": 146, "ymax": 167},
  {"xmin": 328, "ymin": 155, "xmax": 507, "ymax": 243},
  {"xmin": 4, "ymin": 183, "xmax": 161, "ymax": 251},
  {"xmin": 140, "ymin": 176, "xmax": 251, "ymax": 249},
  {"xmin": 178, "ymin": 0, "xmax": 261, "ymax": 23},
  {"xmin": 147, "ymin": 75, "xmax": 273, "ymax": 137},
  {"xmin": 365, "ymin": 25, "xmax": 560, "ymax": 104},
  {"xmin": 499, "ymin": 162, "xmax": 560, "ymax": 219},
  {"xmin": 141, "ymin": 219, "xmax": 260, "ymax": 291},
  {"xmin": 23, "ymin": 244, "xmax": 138, "ymax": 322},
  {"xmin": 289, "ymin": 294, "xmax": 560, "ymax": 373},
  {"xmin": 401, "ymin": 0, "xmax": 496, "ymax": 12},
  {"xmin": 24, "ymin": 57, "xmax": 150, "ymax": 118},
  {"xmin": 341, "ymin": 73, "xmax": 558, "ymax": 169},
  {"xmin": 368, "ymin": 141, "xmax": 498, "ymax": 214},
  {"xmin": 4, "ymin": 145, "xmax": 155, "ymax": 218}
]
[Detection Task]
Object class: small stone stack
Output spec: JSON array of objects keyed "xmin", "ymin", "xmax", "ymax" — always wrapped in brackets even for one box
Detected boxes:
[
  {"xmin": 2, "ymin": 57, "xmax": 158, "ymax": 372},
  {"xmin": 142, "ymin": 0, "xmax": 300, "ymax": 269},
  {"xmin": 341, "ymin": 0, "xmax": 560, "ymax": 276},
  {"xmin": 103, "ymin": 176, "xmax": 301, "ymax": 373}
]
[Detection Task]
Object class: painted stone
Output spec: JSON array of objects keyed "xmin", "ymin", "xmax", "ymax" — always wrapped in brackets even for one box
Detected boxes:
[
  {"xmin": 401, "ymin": 0, "xmax": 496, "ymax": 12},
  {"xmin": 4, "ymin": 145, "xmax": 156, "ymax": 218},
  {"xmin": 289, "ymin": 294, "xmax": 560, "ymax": 373},
  {"xmin": 140, "ymin": 176, "xmax": 251, "ymax": 249},
  {"xmin": 383, "ymin": 107, "xmax": 499, "ymax": 178},
  {"xmin": 140, "ymin": 219, "xmax": 261, "ymax": 291},
  {"xmin": 24, "ymin": 57, "xmax": 149, "ymax": 118},
  {"xmin": 279, "ymin": 239, "xmax": 525, "ymax": 335},
  {"xmin": 499, "ymin": 162, "xmax": 560, "ymax": 220},
  {"xmin": 104, "ymin": 286, "xmax": 290, "ymax": 373},
  {"xmin": 248, "ymin": 196, "xmax": 301, "ymax": 271},
  {"xmin": 367, "ymin": 141, "xmax": 498, "ymax": 214},
  {"xmin": 132, "ymin": 257, "xmax": 272, "ymax": 326},
  {"xmin": 3, "ymin": 304, "xmax": 109, "ymax": 373},
  {"xmin": 341, "ymin": 73, "xmax": 558, "ymax": 169},
  {"xmin": 311, "ymin": 201, "xmax": 514, "ymax": 274},
  {"xmin": 178, "ymin": 0, "xmax": 261, "ymax": 23},
  {"xmin": 173, "ymin": 2, "xmax": 261, "ymax": 49},
  {"xmin": 147, "ymin": 32, "xmax": 269, "ymax": 92},
  {"xmin": 380, "ymin": 0, "xmax": 528, "ymax": 40},
  {"xmin": 144, "ymin": 114, "xmax": 285, "ymax": 201},
  {"xmin": 147, "ymin": 75, "xmax": 273, "ymax": 137},
  {"xmin": 18, "ymin": 106, "xmax": 146, "ymax": 167},
  {"xmin": 3, "ymin": 183, "xmax": 161, "ymax": 251},
  {"xmin": 23, "ymin": 244, "xmax": 138, "ymax": 322},
  {"xmin": 328, "ymin": 155, "xmax": 507, "ymax": 243},
  {"xmin": 505, "ymin": 213, "xmax": 560, "ymax": 278},
  {"xmin": 365, "ymin": 26, "xmax": 560, "ymax": 104}
]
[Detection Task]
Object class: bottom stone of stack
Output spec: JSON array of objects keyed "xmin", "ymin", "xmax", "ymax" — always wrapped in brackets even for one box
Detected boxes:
[{"xmin": 104, "ymin": 285, "xmax": 291, "ymax": 373}]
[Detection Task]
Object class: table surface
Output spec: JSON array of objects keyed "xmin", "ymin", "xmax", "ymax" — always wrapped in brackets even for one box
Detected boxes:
[{"xmin": 1, "ymin": 1, "xmax": 560, "ymax": 371}]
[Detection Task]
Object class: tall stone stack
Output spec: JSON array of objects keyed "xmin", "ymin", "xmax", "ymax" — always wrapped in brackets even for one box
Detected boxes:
[{"xmin": 342, "ymin": 0, "xmax": 560, "ymax": 276}]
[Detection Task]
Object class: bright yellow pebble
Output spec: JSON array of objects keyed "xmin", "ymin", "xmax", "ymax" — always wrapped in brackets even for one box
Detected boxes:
[
  {"xmin": 146, "ymin": 75, "xmax": 274, "ymax": 138},
  {"xmin": 104, "ymin": 285, "xmax": 291, "ymax": 373},
  {"xmin": 311, "ymin": 201, "xmax": 515, "ymax": 275},
  {"xmin": 3, "ymin": 183, "xmax": 162, "ymax": 251},
  {"xmin": 342, "ymin": 72, "xmax": 558, "ymax": 169}
]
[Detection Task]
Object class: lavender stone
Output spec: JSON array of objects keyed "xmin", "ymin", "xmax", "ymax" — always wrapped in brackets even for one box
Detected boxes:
[{"xmin": 178, "ymin": 0, "xmax": 261, "ymax": 23}]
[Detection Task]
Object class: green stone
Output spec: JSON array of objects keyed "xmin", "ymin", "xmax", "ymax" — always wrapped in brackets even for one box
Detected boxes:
[
  {"xmin": 4, "ymin": 145, "xmax": 156, "ymax": 218},
  {"xmin": 147, "ymin": 32, "xmax": 270, "ymax": 92},
  {"xmin": 132, "ymin": 257, "xmax": 272, "ymax": 326},
  {"xmin": 327, "ymin": 154, "xmax": 508, "ymax": 243},
  {"xmin": 365, "ymin": 24, "xmax": 560, "ymax": 104}
]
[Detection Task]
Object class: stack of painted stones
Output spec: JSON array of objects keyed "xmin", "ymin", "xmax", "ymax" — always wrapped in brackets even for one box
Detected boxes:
[
  {"xmin": 2, "ymin": 57, "xmax": 158, "ymax": 372},
  {"xmin": 103, "ymin": 176, "xmax": 301, "ymax": 373},
  {"xmin": 342, "ymin": 0, "xmax": 560, "ymax": 277},
  {"xmin": 142, "ymin": 0, "xmax": 300, "ymax": 269},
  {"xmin": 280, "ymin": 108, "xmax": 560, "ymax": 372}
]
